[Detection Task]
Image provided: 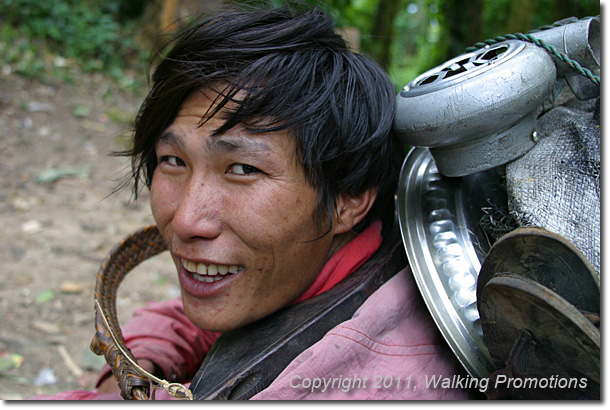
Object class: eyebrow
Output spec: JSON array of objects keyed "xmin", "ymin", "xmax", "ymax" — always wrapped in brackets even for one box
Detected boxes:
[
  {"xmin": 157, "ymin": 129, "xmax": 185, "ymax": 149},
  {"xmin": 207, "ymin": 134, "xmax": 272, "ymax": 154},
  {"xmin": 157, "ymin": 129, "xmax": 272, "ymax": 155}
]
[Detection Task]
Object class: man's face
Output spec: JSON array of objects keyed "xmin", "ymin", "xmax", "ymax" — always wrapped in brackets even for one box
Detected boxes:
[{"xmin": 150, "ymin": 89, "xmax": 335, "ymax": 332}]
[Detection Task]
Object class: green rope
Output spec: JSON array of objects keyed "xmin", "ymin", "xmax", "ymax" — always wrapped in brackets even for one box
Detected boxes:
[
  {"xmin": 465, "ymin": 17, "xmax": 600, "ymax": 86},
  {"xmin": 527, "ymin": 16, "xmax": 581, "ymax": 33}
]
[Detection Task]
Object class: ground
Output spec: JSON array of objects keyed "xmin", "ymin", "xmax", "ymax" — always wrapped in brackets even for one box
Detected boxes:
[{"xmin": 0, "ymin": 68, "xmax": 179, "ymax": 400}]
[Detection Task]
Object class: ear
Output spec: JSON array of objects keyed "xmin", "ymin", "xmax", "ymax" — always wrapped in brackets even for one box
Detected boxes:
[{"xmin": 332, "ymin": 187, "xmax": 378, "ymax": 235}]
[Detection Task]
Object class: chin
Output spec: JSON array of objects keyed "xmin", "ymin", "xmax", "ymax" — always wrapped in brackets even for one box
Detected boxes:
[{"xmin": 181, "ymin": 297, "xmax": 247, "ymax": 333}]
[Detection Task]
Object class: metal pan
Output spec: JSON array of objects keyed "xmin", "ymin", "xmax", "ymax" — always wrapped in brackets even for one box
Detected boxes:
[{"xmin": 396, "ymin": 147, "xmax": 503, "ymax": 379}]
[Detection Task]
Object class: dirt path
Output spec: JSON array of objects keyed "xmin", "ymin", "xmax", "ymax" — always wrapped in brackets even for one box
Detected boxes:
[{"xmin": 0, "ymin": 70, "xmax": 179, "ymax": 399}]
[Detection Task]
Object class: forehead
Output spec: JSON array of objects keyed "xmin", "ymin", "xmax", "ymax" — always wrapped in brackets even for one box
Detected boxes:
[
  {"xmin": 172, "ymin": 87, "xmax": 287, "ymax": 137},
  {"xmin": 162, "ymin": 88, "xmax": 301, "ymax": 162},
  {"xmin": 175, "ymin": 87, "xmax": 226, "ymax": 121}
]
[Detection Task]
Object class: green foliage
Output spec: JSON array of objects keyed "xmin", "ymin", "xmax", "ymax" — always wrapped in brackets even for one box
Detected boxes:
[
  {"xmin": 0, "ymin": 0, "xmax": 600, "ymax": 91},
  {"xmin": 327, "ymin": 0, "xmax": 381, "ymax": 54},
  {"xmin": 0, "ymin": 24, "xmax": 46, "ymax": 77},
  {"xmin": 483, "ymin": 0, "xmax": 600, "ymax": 39},
  {"xmin": 0, "ymin": 0, "xmax": 146, "ymax": 79},
  {"xmin": 389, "ymin": 0, "xmax": 447, "ymax": 87},
  {"xmin": 387, "ymin": 0, "xmax": 600, "ymax": 88}
]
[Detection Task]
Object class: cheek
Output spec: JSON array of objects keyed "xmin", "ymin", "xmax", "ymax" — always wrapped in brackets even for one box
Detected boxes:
[
  {"xmin": 249, "ymin": 188, "xmax": 320, "ymax": 245},
  {"xmin": 150, "ymin": 173, "xmax": 177, "ymax": 227}
]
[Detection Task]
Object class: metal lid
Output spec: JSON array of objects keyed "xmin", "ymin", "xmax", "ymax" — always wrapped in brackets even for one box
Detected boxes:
[
  {"xmin": 396, "ymin": 147, "xmax": 505, "ymax": 379},
  {"xmin": 394, "ymin": 40, "xmax": 556, "ymax": 177}
]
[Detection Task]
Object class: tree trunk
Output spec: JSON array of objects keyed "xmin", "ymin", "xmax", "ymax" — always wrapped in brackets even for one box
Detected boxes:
[
  {"xmin": 507, "ymin": 0, "xmax": 535, "ymax": 33},
  {"xmin": 370, "ymin": 0, "xmax": 403, "ymax": 69},
  {"xmin": 445, "ymin": 0, "xmax": 484, "ymax": 58},
  {"xmin": 135, "ymin": 0, "xmax": 225, "ymax": 53}
]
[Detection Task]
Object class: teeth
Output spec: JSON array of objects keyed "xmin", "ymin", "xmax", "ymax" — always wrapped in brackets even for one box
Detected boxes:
[
  {"xmin": 193, "ymin": 274, "xmax": 224, "ymax": 283},
  {"xmin": 184, "ymin": 260, "xmax": 197, "ymax": 272},
  {"xmin": 208, "ymin": 264, "xmax": 218, "ymax": 276},
  {"xmin": 181, "ymin": 259, "xmax": 239, "ymax": 280}
]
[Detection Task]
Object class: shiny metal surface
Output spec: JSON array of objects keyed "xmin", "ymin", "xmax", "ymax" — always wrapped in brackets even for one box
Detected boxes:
[
  {"xmin": 529, "ymin": 17, "xmax": 600, "ymax": 100},
  {"xmin": 394, "ymin": 40, "xmax": 556, "ymax": 177},
  {"xmin": 397, "ymin": 147, "xmax": 502, "ymax": 379},
  {"xmin": 529, "ymin": 17, "xmax": 600, "ymax": 79}
]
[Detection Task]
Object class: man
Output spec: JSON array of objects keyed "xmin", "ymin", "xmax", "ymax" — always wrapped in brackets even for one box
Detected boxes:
[{"xmin": 33, "ymin": 5, "xmax": 472, "ymax": 400}]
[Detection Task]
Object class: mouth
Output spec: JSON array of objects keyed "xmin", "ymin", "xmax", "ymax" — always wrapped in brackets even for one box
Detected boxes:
[{"xmin": 181, "ymin": 258, "xmax": 241, "ymax": 283}]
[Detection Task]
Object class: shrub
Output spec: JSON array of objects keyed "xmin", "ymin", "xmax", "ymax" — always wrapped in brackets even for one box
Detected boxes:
[{"xmin": 0, "ymin": 0, "xmax": 144, "ymax": 73}]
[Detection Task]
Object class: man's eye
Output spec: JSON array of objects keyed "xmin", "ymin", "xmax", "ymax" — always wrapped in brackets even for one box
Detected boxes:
[
  {"xmin": 228, "ymin": 164, "xmax": 260, "ymax": 175},
  {"xmin": 160, "ymin": 156, "xmax": 186, "ymax": 167}
]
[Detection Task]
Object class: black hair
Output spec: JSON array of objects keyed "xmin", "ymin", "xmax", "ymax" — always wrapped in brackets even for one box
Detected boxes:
[{"xmin": 128, "ymin": 5, "xmax": 403, "ymax": 234}]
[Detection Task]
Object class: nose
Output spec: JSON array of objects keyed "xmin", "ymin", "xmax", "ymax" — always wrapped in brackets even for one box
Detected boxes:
[{"xmin": 172, "ymin": 176, "xmax": 223, "ymax": 242}]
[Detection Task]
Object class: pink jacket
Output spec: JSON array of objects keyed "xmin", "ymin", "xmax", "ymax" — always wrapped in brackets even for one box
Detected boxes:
[{"xmin": 32, "ymin": 265, "xmax": 474, "ymax": 400}]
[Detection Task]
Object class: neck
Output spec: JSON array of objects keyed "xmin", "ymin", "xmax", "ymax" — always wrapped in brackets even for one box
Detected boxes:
[{"xmin": 327, "ymin": 230, "xmax": 357, "ymax": 260}]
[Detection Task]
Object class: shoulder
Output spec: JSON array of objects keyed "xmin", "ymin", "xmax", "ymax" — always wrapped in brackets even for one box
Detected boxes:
[{"xmin": 253, "ymin": 267, "xmax": 476, "ymax": 400}]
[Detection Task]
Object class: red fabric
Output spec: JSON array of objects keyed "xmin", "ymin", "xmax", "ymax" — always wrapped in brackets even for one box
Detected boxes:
[{"xmin": 292, "ymin": 220, "xmax": 382, "ymax": 304}]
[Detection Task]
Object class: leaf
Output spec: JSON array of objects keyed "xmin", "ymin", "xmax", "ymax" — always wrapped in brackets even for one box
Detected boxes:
[
  {"xmin": 79, "ymin": 119, "xmax": 106, "ymax": 132},
  {"xmin": 73, "ymin": 103, "xmax": 91, "ymax": 117},
  {"xmin": 105, "ymin": 107, "xmax": 134, "ymax": 124},
  {"xmin": 36, "ymin": 289, "xmax": 55, "ymax": 304},
  {"xmin": 35, "ymin": 166, "xmax": 89, "ymax": 183},
  {"xmin": 0, "ymin": 352, "xmax": 24, "ymax": 372}
]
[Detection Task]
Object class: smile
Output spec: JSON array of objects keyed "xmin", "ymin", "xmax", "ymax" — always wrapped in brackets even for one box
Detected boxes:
[{"xmin": 181, "ymin": 258, "xmax": 241, "ymax": 283}]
